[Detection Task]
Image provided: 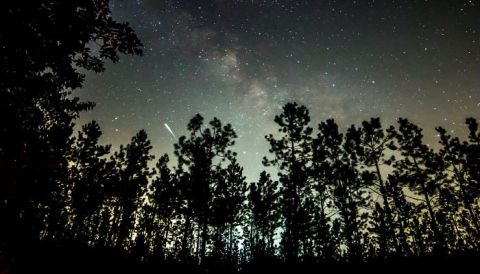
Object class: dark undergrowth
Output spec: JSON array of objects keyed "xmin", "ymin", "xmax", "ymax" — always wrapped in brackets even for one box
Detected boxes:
[{"xmin": 3, "ymin": 241, "xmax": 477, "ymax": 274}]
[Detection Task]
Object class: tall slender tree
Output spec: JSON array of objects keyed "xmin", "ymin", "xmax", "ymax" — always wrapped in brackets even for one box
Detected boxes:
[
  {"xmin": 246, "ymin": 171, "xmax": 280, "ymax": 261},
  {"xmin": 464, "ymin": 118, "xmax": 480, "ymax": 190},
  {"xmin": 311, "ymin": 120, "xmax": 341, "ymax": 261},
  {"xmin": 385, "ymin": 172, "xmax": 416, "ymax": 255},
  {"xmin": 174, "ymin": 114, "xmax": 237, "ymax": 264},
  {"xmin": 388, "ymin": 118, "xmax": 445, "ymax": 253},
  {"xmin": 112, "ymin": 130, "xmax": 154, "ymax": 250},
  {"xmin": 354, "ymin": 118, "xmax": 402, "ymax": 255},
  {"xmin": 333, "ymin": 123, "xmax": 371, "ymax": 261},
  {"xmin": 153, "ymin": 154, "xmax": 180, "ymax": 258},
  {"xmin": 263, "ymin": 102, "xmax": 313, "ymax": 263},
  {"xmin": 312, "ymin": 119, "xmax": 372, "ymax": 261},
  {"xmin": 210, "ymin": 158, "xmax": 246, "ymax": 266},
  {"xmin": 135, "ymin": 154, "xmax": 179, "ymax": 260},
  {"xmin": 69, "ymin": 121, "xmax": 112, "ymax": 244},
  {"xmin": 436, "ymin": 125, "xmax": 480, "ymax": 239}
]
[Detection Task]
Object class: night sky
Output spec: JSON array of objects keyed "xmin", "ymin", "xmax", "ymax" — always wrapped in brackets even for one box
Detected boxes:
[{"xmin": 78, "ymin": 0, "xmax": 480, "ymax": 181}]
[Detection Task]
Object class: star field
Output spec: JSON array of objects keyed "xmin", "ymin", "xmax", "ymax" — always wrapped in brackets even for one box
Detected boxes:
[{"xmin": 78, "ymin": 0, "xmax": 480, "ymax": 181}]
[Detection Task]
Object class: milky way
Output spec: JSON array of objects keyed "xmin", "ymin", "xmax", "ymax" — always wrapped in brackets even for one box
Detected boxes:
[{"xmin": 78, "ymin": 0, "xmax": 480, "ymax": 181}]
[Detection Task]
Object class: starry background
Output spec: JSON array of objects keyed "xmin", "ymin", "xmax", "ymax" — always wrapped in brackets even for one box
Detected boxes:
[{"xmin": 78, "ymin": 0, "xmax": 480, "ymax": 181}]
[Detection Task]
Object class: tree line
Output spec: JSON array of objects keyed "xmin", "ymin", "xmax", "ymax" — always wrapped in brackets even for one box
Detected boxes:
[
  {"xmin": 1, "ymin": 1, "xmax": 480, "ymax": 272},
  {"xmin": 9, "ymin": 102, "xmax": 480, "ymax": 268}
]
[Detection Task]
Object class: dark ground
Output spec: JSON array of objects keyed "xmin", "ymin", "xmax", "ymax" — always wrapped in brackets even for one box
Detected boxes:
[{"xmin": 2, "ymin": 241, "xmax": 478, "ymax": 274}]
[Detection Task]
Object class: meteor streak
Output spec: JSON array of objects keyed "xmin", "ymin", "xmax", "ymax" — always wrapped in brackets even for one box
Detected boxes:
[{"xmin": 164, "ymin": 123, "xmax": 176, "ymax": 138}]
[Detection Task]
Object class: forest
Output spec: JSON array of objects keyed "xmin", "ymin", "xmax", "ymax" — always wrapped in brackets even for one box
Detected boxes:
[{"xmin": 1, "ymin": 1, "xmax": 480, "ymax": 273}]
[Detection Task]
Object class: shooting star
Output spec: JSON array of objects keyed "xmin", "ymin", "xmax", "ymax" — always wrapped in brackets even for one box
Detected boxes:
[{"xmin": 164, "ymin": 123, "xmax": 176, "ymax": 138}]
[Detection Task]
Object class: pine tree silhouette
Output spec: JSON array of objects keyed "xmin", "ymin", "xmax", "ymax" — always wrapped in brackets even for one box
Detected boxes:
[
  {"xmin": 263, "ymin": 102, "xmax": 313, "ymax": 263},
  {"xmin": 355, "ymin": 118, "xmax": 401, "ymax": 256},
  {"xmin": 147, "ymin": 154, "xmax": 180, "ymax": 259},
  {"xmin": 174, "ymin": 114, "xmax": 238, "ymax": 265},
  {"xmin": 311, "ymin": 120, "xmax": 341, "ymax": 261},
  {"xmin": 246, "ymin": 171, "xmax": 280, "ymax": 261},
  {"xmin": 437, "ymin": 125, "xmax": 480, "ymax": 239},
  {"xmin": 69, "ymin": 121, "xmax": 112, "ymax": 244},
  {"xmin": 112, "ymin": 130, "xmax": 154, "ymax": 250},
  {"xmin": 388, "ymin": 118, "xmax": 446, "ymax": 254}
]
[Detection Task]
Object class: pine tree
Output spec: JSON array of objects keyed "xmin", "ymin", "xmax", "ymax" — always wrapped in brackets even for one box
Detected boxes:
[
  {"xmin": 151, "ymin": 154, "xmax": 180, "ymax": 259},
  {"xmin": 69, "ymin": 121, "xmax": 112, "ymax": 244},
  {"xmin": 263, "ymin": 102, "xmax": 313, "ymax": 263},
  {"xmin": 112, "ymin": 130, "xmax": 154, "ymax": 250},
  {"xmin": 317, "ymin": 119, "xmax": 370, "ymax": 261},
  {"xmin": 385, "ymin": 172, "xmax": 415, "ymax": 256},
  {"xmin": 246, "ymin": 171, "xmax": 280, "ymax": 261},
  {"xmin": 311, "ymin": 120, "xmax": 341, "ymax": 261},
  {"xmin": 174, "ymin": 114, "xmax": 237, "ymax": 264},
  {"xmin": 134, "ymin": 154, "xmax": 179, "ymax": 260},
  {"xmin": 437, "ymin": 125, "xmax": 480, "ymax": 238},
  {"xmin": 465, "ymin": 118, "xmax": 480, "ymax": 189},
  {"xmin": 354, "ymin": 118, "xmax": 402, "ymax": 255},
  {"xmin": 388, "ymin": 118, "xmax": 445, "ymax": 253},
  {"xmin": 341, "ymin": 125, "xmax": 372, "ymax": 261},
  {"xmin": 464, "ymin": 118, "xmax": 480, "ymax": 239}
]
